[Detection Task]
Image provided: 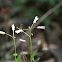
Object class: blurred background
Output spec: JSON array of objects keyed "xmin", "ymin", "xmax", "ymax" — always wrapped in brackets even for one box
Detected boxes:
[{"xmin": 0, "ymin": 0, "xmax": 62, "ymax": 62}]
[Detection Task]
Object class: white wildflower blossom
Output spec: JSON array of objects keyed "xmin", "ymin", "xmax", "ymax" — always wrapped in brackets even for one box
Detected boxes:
[
  {"xmin": 21, "ymin": 51, "xmax": 28, "ymax": 55},
  {"xmin": 37, "ymin": 26, "xmax": 45, "ymax": 29},
  {"xmin": 11, "ymin": 24, "xmax": 15, "ymax": 31},
  {"xmin": 37, "ymin": 40, "xmax": 42, "ymax": 46},
  {"xmin": 19, "ymin": 39, "xmax": 26, "ymax": 42},
  {"xmin": 42, "ymin": 47, "xmax": 49, "ymax": 51},
  {"xmin": 15, "ymin": 29, "xmax": 23, "ymax": 34},
  {"xmin": 0, "ymin": 31, "xmax": 5, "ymax": 35},
  {"xmin": 33, "ymin": 16, "xmax": 39, "ymax": 24}
]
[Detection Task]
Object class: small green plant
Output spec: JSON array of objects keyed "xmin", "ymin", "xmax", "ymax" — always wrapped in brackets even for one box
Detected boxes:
[{"xmin": 0, "ymin": 16, "xmax": 45, "ymax": 62}]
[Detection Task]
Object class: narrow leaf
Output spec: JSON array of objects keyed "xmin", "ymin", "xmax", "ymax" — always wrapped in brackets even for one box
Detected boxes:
[
  {"xmin": 36, "ymin": 57, "xmax": 40, "ymax": 62},
  {"xmin": 16, "ymin": 53, "xmax": 21, "ymax": 62},
  {"xmin": 31, "ymin": 50, "xmax": 37, "ymax": 60}
]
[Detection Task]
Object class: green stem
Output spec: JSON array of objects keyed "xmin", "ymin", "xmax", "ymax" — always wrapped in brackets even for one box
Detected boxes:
[
  {"xmin": 13, "ymin": 37, "xmax": 17, "ymax": 62},
  {"xmin": 29, "ymin": 27, "xmax": 32, "ymax": 62},
  {"xmin": 23, "ymin": 31, "xmax": 30, "ymax": 37}
]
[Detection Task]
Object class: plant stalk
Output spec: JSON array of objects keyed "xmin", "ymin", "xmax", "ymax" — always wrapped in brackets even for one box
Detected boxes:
[
  {"xmin": 13, "ymin": 37, "xmax": 17, "ymax": 62},
  {"xmin": 29, "ymin": 27, "xmax": 32, "ymax": 62}
]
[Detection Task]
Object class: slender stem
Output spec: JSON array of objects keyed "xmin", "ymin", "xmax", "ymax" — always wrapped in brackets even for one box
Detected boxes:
[
  {"xmin": 31, "ymin": 24, "xmax": 34, "ymax": 29},
  {"xmin": 23, "ymin": 31, "xmax": 30, "ymax": 37},
  {"xmin": 23, "ymin": 29, "xmax": 29, "ymax": 31},
  {"xmin": 6, "ymin": 33, "xmax": 13, "ymax": 38},
  {"xmin": 5, "ymin": 31, "xmax": 17, "ymax": 62},
  {"xmin": 29, "ymin": 27, "xmax": 32, "ymax": 62},
  {"xmin": 13, "ymin": 37, "xmax": 17, "ymax": 62},
  {"xmin": 6, "ymin": 33, "xmax": 16, "ymax": 39}
]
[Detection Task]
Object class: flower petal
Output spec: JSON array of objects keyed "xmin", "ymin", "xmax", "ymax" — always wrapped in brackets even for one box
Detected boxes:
[{"xmin": 15, "ymin": 29, "xmax": 23, "ymax": 34}]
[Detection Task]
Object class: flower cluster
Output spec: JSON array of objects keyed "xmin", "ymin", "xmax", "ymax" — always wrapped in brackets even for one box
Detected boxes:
[
  {"xmin": 0, "ymin": 16, "xmax": 46, "ymax": 62},
  {"xmin": 14, "ymin": 16, "xmax": 45, "ymax": 35},
  {"xmin": 0, "ymin": 16, "xmax": 45, "ymax": 48}
]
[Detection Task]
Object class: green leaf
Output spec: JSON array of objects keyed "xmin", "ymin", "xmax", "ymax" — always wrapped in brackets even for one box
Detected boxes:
[
  {"xmin": 31, "ymin": 50, "xmax": 37, "ymax": 60},
  {"xmin": 36, "ymin": 57, "xmax": 40, "ymax": 62},
  {"xmin": 16, "ymin": 53, "xmax": 21, "ymax": 62}
]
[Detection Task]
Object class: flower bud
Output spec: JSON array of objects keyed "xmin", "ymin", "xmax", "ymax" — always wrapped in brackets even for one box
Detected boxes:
[
  {"xmin": 0, "ymin": 31, "xmax": 5, "ymax": 35},
  {"xmin": 37, "ymin": 26, "xmax": 45, "ymax": 29},
  {"xmin": 11, "ymin": 24, "xmax": 15, "ymax": 31},
  {"xmin": 19, "ymin": 39, "xmax": 26, "ymax": 42},
  {"xmin": 33, "ymin": 16, "xmax": 39, "ymax": 24}
]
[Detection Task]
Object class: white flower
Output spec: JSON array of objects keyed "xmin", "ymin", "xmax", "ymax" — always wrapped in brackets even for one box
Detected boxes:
[
  {"xmin": 37, "ymin": 40, "xmax": 42, "ymax": 46},
  {"xmin": 11, "ymin": 24, "xmax": 15, "ymax": 31},
  {"xmin": 21, "ymin": 51, "xmax": 28, "ymax": 55},
  {"xmin": 0, "ymin": 31, "xmax": 5, "ymax": 35},
  {"xmin": 33, "ymin": 16, "xmax": 39, "ymax": 24},
  {"xmin": 19, "ymin": 39, "xmax": 26, "ymax": 42},
  {"xmin": 42, "ymin": 47, "xmax": 49, "ymax": 51},
  {"xmin": 15, "ymin": 29, "xmax": 23, "ymax": 34},
  {"xmin": 37, "ymin": 26, "xmax": 45, "ymax": 29}
]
